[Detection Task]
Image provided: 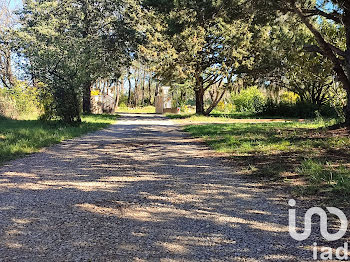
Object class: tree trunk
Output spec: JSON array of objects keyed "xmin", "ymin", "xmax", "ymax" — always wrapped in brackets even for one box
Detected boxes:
[
  {"xmin": 134, "ymin": 81, "xmax": 138, "ymax": 107},
  {"xmin": 83, "ymin": 81, "xmax": 92, "ymax": 114},
  {"xmin": 195, "ymin": 75, "xmax": 205, "ymax": 115},
  {"xmin": 148, "ymin": 77, "xmax": 152, "ymax": 105},
  {"xmin": 141, "ymin": 70, "xmax": 146, "ymax": 106},
  {"xmin": 134, "ymin": 69, "xmax": 140, "ymax": 107},
  {"xmin": 205, "ymin": 89, "xmax": 226, "ymax": 116},
  {"xmin": 114, "ymin": 79, "xmax": 122, "ymax": 113},
  {"xmin": 345, "ymin": 90, "xmax": 350, "ymax": 125},
  {"xmin": 155, "ymin": 80, "xmax": 159, "ymax": 97},
  {"xmin": 195, "ymin": 89, "xmax": 205, "ymax": 115},
  {"xmin": 128, "ymin": 76, "xmax": 132, "ymax": 107},
  {"xmin": 5, "ymin": 49, "xmax": 14, "ymax": 86}
]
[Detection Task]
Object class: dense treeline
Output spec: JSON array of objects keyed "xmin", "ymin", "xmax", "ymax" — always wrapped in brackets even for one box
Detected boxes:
[{"xmin": 1, "ymin": 0, "xmax": 350, "ymax": 124}]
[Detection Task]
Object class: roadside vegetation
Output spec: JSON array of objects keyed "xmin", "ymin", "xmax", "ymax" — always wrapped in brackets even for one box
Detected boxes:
[
  {"xmin": 0, "ymin": 114, "xmax": 117, "ymax": 164},
  {"xmin": 1, "ymin": 0, "xmax": 350, "ymax": 203},
  {"xmin": 184, "ymin": 118, "xmax": 350, "ymax": 201}
]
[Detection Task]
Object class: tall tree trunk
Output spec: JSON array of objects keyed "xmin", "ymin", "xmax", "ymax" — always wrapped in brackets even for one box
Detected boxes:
[
  {"xmin": 345, "ymin": 89, "xmax": 350, "ymax": 125},
  {"xmin": 83, "ymin": 81, "xmax": 92, "ymax": 114},
  {"xmin": 114, "ymin": 79, "xmax": 122, "ymax": 113},
  {"xmin": 141, "ymin": 69, "xmax": 146, "ymax": 106},
  {"xmin": 128, "ymin": 75, "xmax": 132, "ymax": 107},
  {"xmin": 5, "ymin": 49, "xmax": 14, "ymax": 86},
  {"xmin": 134, "ymin": 69, "xmax": 140, "ymax": 107},
  {"xmin": 0, "ymin": 49, "xmax": 15, "ymax": 88},
  {"xmin": 195, "ymin": 75, "xmax": 205, "ymax": 115},
  {"xmin": 155, "ymin": 80, "xmax": 159, "ymax": 97},
  {"xmin": 148, "ymin": 77, "xmax": 152, "ymax": 105},
  {"xmin": 134, "ymin": 81, "xmax": 138, "ymax": 108}
]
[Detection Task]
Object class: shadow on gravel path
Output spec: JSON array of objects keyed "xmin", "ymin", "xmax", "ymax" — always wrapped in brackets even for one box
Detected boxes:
[{"xmin": 0, "ymin": 114, "xmax": 327, "ymax": 261}]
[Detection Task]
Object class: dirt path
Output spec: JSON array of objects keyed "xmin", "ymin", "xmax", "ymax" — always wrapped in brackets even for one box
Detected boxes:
[{"xmin": 0, "ymin": 114, "xmax": 318, "ymax": 261}]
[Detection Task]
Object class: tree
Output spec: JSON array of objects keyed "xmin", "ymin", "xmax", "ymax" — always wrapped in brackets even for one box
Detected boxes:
[
  {"xmin": 0, "ymin": 0, "xmax": 15, "ymax": 88},
  {"xmin": 256, "ymin": 15, "xmax": 340, "ymax": 109},
  {"xmin": 143, "ymin": 0, "xmax": 264, "ymax": 115},
  {"xmin": 249, "ymin": 0, "xmax": 350, "ymax": 124},
  {"xmin": 15, "ymin": 0, "xmax": 138, "ymax": 122}
]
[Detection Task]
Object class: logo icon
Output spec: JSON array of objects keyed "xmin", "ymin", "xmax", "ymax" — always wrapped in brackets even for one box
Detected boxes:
[{"xmin": 288, "ymin": 199, "xmax": 348, "ymax": 242}]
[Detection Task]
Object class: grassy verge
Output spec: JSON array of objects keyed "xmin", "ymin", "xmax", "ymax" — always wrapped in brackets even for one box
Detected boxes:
[
  {"xmin": 167, "ymin": 112, "xmax": 304, "ymax": 124},
  {"xmin": 0, "ymin": 114, "xmax": 117, "ymax": 164},
  {"xmin": 184, "ymin": 118, "xmax": 350, "ymax": 201},
  {"xmin": 116, "ymin": 106, "xmax": 156, "ymax": 114}
]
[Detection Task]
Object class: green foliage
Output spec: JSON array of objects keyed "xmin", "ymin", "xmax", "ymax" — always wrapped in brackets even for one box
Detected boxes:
[
  {"xmin": 262, "ymin": 99, "xmax": 338, "ymax": 118},
  {"xmin": 298, "ymin": 160, "xmax": 350, "ymax": 197},
  {"xmin": 37, "ymin": 83, "xmax": 81, "ymax": 122},
  {"xmin": 213, "ymin": 101, "xmax": 236, "ymax": 114},
  {"xmin": 280, "ymin": 91, "xmax": 300, "ymax": 104},
  {"xmin": 0, "ymin": 81, "xmax": 40, "ymax": 119},
  {"xmin": 118, "ymin": 93, "xmax": 130, "ymax": 108},
  {"xmin": 0, "ymin": 114, "xmax": 116, "ymax": 164},
  {"xmin": 232, "ymin": 87, "xmax": 266, "ymax": 113},
  {"xmin": 16, "ymin": 0, "xmax": 138, "ymax": 122},
  {"xmin": 142, "ymin": 0, "xmax": 270, "ymax": 115}
]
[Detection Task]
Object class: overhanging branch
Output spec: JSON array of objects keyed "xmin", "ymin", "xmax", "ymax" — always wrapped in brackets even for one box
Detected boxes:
[{"xmin": 302, "ymin": 8, "xmax": 342, "ymax": 24}]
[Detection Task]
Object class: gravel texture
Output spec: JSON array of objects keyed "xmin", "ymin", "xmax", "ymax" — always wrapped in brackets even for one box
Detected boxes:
[{"xmin": 0, "ymin": 114, "xmax": 324, "ymax": 261}]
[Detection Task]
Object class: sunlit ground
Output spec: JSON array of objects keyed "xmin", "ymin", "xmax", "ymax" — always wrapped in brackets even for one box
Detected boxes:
[{"xmin": 0, "ymin": 114, "xmax": 343, "ymax": 261}]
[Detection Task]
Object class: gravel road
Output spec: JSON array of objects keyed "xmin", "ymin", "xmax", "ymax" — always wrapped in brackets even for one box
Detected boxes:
[{"xmin": 0, "ymin": 114, "xmax": 323, "ymax": 261}]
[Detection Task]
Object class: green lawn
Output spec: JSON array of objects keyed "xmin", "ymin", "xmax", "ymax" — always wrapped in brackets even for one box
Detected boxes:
[
  {"xmin": 166, "ymin": 112, "xmax": 305, "ymax": 124},
  {"xmin": 184, "ymin": 119, "xmax": 350, "ymax": 200},
  {"xmin": 0, "ymin": 114, "xmax": 117, "ymax": 164},
  {"xmin": 167, "ymin": 112, "xmax": 258, "ymax": 120}
]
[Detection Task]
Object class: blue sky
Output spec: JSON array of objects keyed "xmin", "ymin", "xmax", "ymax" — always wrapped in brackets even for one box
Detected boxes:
[{"xmin": 8, "ymin": 0, "xmax": 22, "ymax": 11}]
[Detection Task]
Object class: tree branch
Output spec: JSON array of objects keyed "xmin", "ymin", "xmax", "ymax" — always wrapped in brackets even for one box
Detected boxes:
[
  {"xmin": 302, "ymin": 8, "xmax": 342, "ymax": 23},
  {"xmin": 290, "ymin": 2, "xmax": 350, "ymax": 92}
]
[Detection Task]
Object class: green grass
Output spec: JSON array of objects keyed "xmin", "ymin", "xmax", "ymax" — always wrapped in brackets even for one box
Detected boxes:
[
  {"xmin": 184, "ymin": 120, "xmax": 334, "ymax": 154},
  {"xmin": 167, "ymin": 112, "xmax": 256, "ymax": 120},
  {"xmin": 166, "ymin": 112, "xmax": 306, "ymax": 124},
  {"xmin": 297, "ymin": 160, "xmax": 350, "ymax": 197},
  {"xmin": 0, "ymin": 114, "xmax": 117, "ymax": 164},
  {"xmin": 184, "ymin": 118, "xmax": 350, "ymax": 199},
  {"xmin": 116, "ymin": 106, "xmax": 156, "ymax": 114}
]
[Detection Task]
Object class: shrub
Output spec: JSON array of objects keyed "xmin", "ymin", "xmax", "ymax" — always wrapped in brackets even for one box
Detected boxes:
[
  {"xmin": 37, "ymin": 83, "xmax": 81, "ymax": 123},
  {"xmin": 214, "ymin": 101, "xmax": 235, "ymax": 113},
  {"xmin": 232, "ymin": 86, "xmax": 266, "ymax": 113},
  {"xmin": 280, "ymin": 91, "xmax": 300, "ymax": 104},
  {"xmin": 0, "ymin": 94, "xmax": 18, "ymax": 119},
  {"xmin": 261, "ymin": 99, "xmax": 338, "ymax": 118},
  {"xmin": 0, "ymin": 81, "xmax": 40, "ymax": 119},
  {"xmin": 118, "ymin": 102, "xmax": 127, "ymax": 108},
  {"xmin": 216, "ymin": 101, "xmax": 226, "ymax": 112}
]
